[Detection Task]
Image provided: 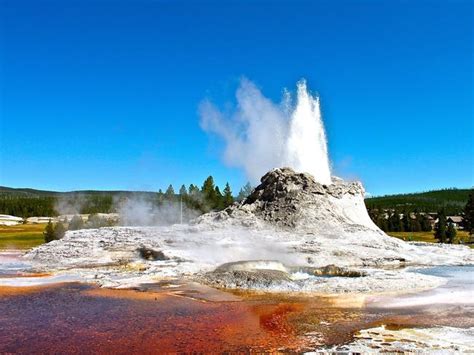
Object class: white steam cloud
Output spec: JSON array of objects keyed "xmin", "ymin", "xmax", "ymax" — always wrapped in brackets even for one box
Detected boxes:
[
  {"xmin": 116, "ymin": 196, "xmax": 200, "ymax": 226},
  {"xmin": 199, "ymin": 79, "xmax": 332, "ymax": 185},
  {"xmin": 55, "ymin": 194, "xmax": 201, "ymax": 227}
]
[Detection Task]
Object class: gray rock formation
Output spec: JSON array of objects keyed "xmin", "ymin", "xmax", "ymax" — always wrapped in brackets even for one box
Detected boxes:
[
  {"xmin": 196, "ymin": 167, "xmax": 377, "ymax": 233},
  {"xmin": 200, "ymin": 260, "xmax": 367, "ymax": 291}
]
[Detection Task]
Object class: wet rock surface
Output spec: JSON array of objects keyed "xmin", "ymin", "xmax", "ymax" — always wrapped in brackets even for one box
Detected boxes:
[
  {"xmin": 298, "ymin": 264, "xmax": 365, "ymax": 278},
  {"xmin": 202, "ymin": 269, "xmax": 292, "ymax": 289},
  {"xmin": 328, "ymin": 325, "xmax": 474, "ymax": 353},
  {"xmin": 201, "ymin": 261, "xmax": 367, "ymax": 291}
]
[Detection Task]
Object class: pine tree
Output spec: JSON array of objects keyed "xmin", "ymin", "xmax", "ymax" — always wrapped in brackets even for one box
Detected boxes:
[
  {"xmin": 368, "ymin": 207, "xmax": 378, "ymax": 223},
  {"xmin": 389, "ymin": 210, "xmax": 401, "ymax": 232},
  {"xmin": 401, "ymin": 212, "xmax": 410, "ymax": 232},
  {"xmin": 54, "ymin": 221, "xmax": 66, "ymax": 239},
  {"xmin": 411, "ymin": 213, "xmax": 422, "ymax": 232},
  {"xmin": 44, "ymin": 220, "xmax": 56, "ymax": 243},
  {"xmin": 214, "ymin": 186, "xmax": 223, "ymax": 210},
  {"xmin": 202, "ymin": 176, "xmax": 215, "ymax": 194},
  {"xmin": 434, "ymin": 210, "xmax": 447, "ymax": 243},
  {"xmin": 237, "ymin": 182, "xmax": 253, "ymax": 201},
  {"xmin": 222, "ymin": 183, "xmax": 234, "ymax": 208},
  {"xmin": 201, "ymin": 176, "xmax": 217, "ymax": 211},
  {"xmin": 179, "ymin": 184, "xmax": 187, "ymax": 196},
  {"xmin": 378, "ymin": 217, "xmax": 389, "ymax": 231},
  {"xmin": 165, "ymin": 185, "xmax": 175, "ymax": 200},
  {"xmin": 446, "ymin": 222, "xmax": 457, "ymax": 244},
  {"xmin": 420, "ymin": 214, "xmax": 432, "ymax": 232},
  {"xmin": 463, "ymin": 190, "xmax": 474, "ymax": 235},
  {"xmin": 188, "ymin": 184, "xmax": 200, "ymax": 196}
]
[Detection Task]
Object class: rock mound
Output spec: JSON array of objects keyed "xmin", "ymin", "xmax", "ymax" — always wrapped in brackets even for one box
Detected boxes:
[
  {"xmin": 202, "ymin": 269, "xmax": 292, "ymax": 290},
  {"xmin": 197, "ymin": 167, "xmax": 378, "ymax": 233}
]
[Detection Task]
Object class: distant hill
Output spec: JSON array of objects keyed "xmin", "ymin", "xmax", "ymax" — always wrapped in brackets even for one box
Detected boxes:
[
  {"xmin": 0, "ymin": 186, "xmax": 160, "ymax": 218},
  {"xmin": 1, "ymin": 185, "xmax": 472, "ymax": 218},
  {"xmin": 0, "ymin": 186, "xmax": 157, "ymax": 198},
  {"xmin": 0, "ymin": 186, "xmax": 57, "ymax": 197},
  {"xmin": 365, "ymin": 188, "xmax": 472, "ymax": 215}
]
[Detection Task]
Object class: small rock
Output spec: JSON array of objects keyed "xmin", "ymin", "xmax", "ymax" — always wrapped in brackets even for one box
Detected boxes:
[{"xmin": 137, "ymin": 247, "xmax": 168, "ymax": 261}]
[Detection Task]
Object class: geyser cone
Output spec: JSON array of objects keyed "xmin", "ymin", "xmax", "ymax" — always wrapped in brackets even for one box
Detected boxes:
[{"xmin": 199, "ymin": 167, "xmax": 378, "ymax": 233}]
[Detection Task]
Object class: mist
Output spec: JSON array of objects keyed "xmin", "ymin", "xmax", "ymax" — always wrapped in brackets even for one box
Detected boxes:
[
  {"xmin": 55, "ymin": 193, "xmax": 201, "ymax": 227},
  {"xmin": 116, "ymin": 196, "xmax": 200, "ymax": 226},
  {"xmin": 199, "ymin": 78, "xmax": 332, "ymax": 184},
  {"xmin": 55, "ymin": 194, "xmax": 89, "ymax": 216}
]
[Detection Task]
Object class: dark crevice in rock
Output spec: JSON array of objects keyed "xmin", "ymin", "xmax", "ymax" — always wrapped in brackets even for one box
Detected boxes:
[{"xmin": 137, "ymin": 247, "xmax": 168, "ymax": 261}]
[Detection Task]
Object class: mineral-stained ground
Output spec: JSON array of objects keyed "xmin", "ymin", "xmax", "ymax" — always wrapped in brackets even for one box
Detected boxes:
[{"xmin": 2, "ymin": 168, "xmax": 474, "ymax": 352}]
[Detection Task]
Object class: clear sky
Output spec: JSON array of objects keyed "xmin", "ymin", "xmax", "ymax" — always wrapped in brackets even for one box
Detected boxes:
[{"xmin": 0, "ymin": 0, "xmax": 472, "ymax": 196}]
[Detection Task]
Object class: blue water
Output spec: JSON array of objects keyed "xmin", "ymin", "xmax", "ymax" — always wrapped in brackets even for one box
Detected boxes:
[
  {"xmin": 0, "ymin": 252, "xmax": 32, "ymax": 276},
  {"xmin": 412, "ymin": 265, "xmax": 474, "ymax": 291}
]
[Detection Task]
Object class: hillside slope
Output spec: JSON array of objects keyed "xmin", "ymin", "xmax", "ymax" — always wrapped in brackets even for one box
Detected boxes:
[
  {"xmin": 365, "ymin": 188, "xmax": 472, "ymax": 214},
  {"xmin": 0, "ymin": 186, "xmax": 156, "ymax": 198}
]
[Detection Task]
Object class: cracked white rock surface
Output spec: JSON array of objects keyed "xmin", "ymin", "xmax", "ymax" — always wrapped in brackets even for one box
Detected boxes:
[{"xmin": 319, "ymin": 325, "xmax": 474, "ymax": 353}]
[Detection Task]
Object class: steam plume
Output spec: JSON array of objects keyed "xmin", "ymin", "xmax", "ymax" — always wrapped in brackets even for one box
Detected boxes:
[{"xmin": 199, "ymin": 79, "xmax": 332, "ymax": 184}]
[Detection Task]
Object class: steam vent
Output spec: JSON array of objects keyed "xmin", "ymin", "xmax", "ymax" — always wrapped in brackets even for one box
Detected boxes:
[{"xmin": 198, "ymin": 167, "xmax": 378, "ymax": 234}]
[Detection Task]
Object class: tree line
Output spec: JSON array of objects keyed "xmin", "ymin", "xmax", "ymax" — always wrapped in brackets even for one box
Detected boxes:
[
  {"xmin": 158, "ymin": 178, "xmax": 253, "ymax": 214},
  {"xmin": 368, "ymin": 189, "xmax": 474, "ymax": 244},
  {"xmin": 365, "ymin": 188, "xmax": 470, "ymax": 216},
  {"xmin": 1, "ymin": 177, "xmax": 254, "ymax": 219},
  {"xmin": 433, "ymin": 210, "xmax": 457, "ymax": 244},
  {"xmin": 0, "ymin": 196, "xmax": 57, "ymax": 218},
  {"xmin": 368, "ymin": 208, "xmax": 433, "ymax": 232}
]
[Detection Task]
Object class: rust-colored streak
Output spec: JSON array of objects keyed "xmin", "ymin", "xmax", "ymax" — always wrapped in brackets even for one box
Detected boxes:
[
  {"xmin": 0, "ymin": 284, "xmax": 52, "ymax": 296},
  {"xmin": 0, "ymin": 283, "xmax": 307, "ymax": 353},
  {"xmin": 257, "ymin": 303, "xmax": 303, "ymax": 334},
  {"xmin": 1, "ymin": 283, "xmax": 471, "ymax": 353}
]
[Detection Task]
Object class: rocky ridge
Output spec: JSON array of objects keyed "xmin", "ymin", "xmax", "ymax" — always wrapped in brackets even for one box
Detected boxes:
[{"xmin": 196, "ymin": 167, "xmax": 377, "ymax": 233}]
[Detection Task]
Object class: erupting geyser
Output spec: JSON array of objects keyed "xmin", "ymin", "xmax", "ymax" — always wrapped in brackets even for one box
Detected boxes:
[
  {"xmin": 200, "ymin": 79, "xmax": 332, "ymax": 184},
  {"xmin": 285, "ymin": 81, "xmax": 331, "ymax": 185}
]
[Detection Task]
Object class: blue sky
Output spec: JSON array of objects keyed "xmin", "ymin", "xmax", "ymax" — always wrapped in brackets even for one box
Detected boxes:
[{"xmin": 0, "ymin": 0, "xmax": 472, "ymax": 196}]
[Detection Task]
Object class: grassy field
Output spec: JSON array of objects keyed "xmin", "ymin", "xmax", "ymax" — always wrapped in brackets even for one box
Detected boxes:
[
  {"xmin": 388, "ymin": 230, "xmax": 471, "ymax": 245},
  {"xmin": 0, "ymin": 224, "xmax": 46, "ymax": 250}
]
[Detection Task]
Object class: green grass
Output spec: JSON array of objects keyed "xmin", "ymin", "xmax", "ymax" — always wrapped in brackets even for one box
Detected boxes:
[
  {"xmin": 388, "ymin": 230, "xmax": 471, "ymax": 245},
  {"xmin": 0, "ymin": 224, "xmax": 46, "ymax": 250}
]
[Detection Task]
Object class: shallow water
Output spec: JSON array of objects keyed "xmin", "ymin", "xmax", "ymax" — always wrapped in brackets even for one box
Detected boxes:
[
  {"xmin": 0, "ymin": 282, "xmax": 322, "ymax": 352},
  {"xmin": 0, "ymin": 251, "xmax": 32, "ymax": 275},
  {"xmin": 368, "ymin": 265, "xmax": 474, "ymax": 310},
  {"xmin": 0, "ymin": 253, "xmax": 472, "ymax": 352}
]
